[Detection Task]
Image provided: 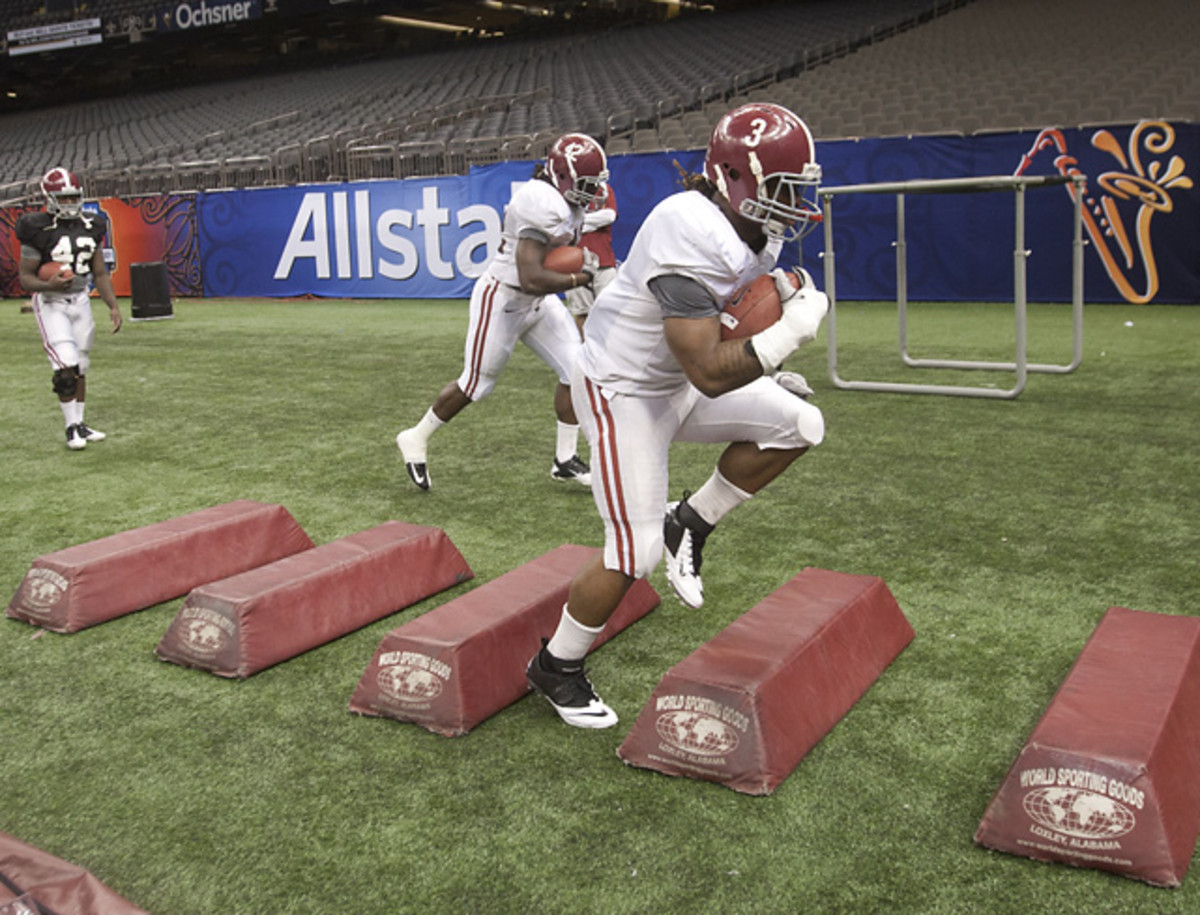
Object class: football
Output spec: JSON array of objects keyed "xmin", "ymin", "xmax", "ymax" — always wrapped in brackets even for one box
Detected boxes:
[
  {"xmin": 543, "ymin": 245, "xmax": 585, "ymax": 274},
  {"xmin": 38, "ymin": 261, "xmax": 74, "ymax": 282},
  {"xmin": 720, "ymin": 271, "xmax": 799, "ymax": 341}
]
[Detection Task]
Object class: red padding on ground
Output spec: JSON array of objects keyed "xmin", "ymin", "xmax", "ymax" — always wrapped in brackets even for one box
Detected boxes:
[
  {"xmin": 617, "ymin": 567, "xmax": 914, "ymax": 795},
  {"xmin": 974, "ymin": 606, "xmax": 1200, "ymax": 887},
  {"xmin": 348, "ymin": 543, "xmax": 660, "ymax": 736},
  {"xmin": 155, "ymin": 521, "xmax": 473, "ymax": 678},
  {"xmin": 0, "ymin": 831, "xmax": 150, "ymax": 915},
  {"xmin": 5, "ymin": 500, "xmax": 314, "ymax": 633}
]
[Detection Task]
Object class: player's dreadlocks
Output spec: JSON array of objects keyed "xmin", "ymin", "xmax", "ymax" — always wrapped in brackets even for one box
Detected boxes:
[{"xmin": 673, "ymin": 159, "xmax": 715, "ymax": 197}]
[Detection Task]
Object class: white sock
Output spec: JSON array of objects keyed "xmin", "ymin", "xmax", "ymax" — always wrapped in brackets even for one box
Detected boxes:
[
  {"xmin": 555, "ymin": 421, "xmax": 580, "ymax": 463},
  {"xmin": 687, "ymin": 469, "xmax": 752, "ymax": 527},
  {"xmin": 546, "ymin": 604, "xmax": 603, "ymax": 662},
  {"xmin": 60, "ymin": 400, "xmax": 76, "ymax": 427},
  {"xmin": 76, "ymin": 402, "xmax": 86, "ymax": 426},
  {"xmin": 409, "ymin": 408, "xmax": 444, "ymax": 445}
]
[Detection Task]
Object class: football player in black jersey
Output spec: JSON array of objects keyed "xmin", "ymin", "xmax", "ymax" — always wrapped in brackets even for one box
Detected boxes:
[{"xmin": 17, "ymin": 168, "xmax": 123, "ymax": 450}]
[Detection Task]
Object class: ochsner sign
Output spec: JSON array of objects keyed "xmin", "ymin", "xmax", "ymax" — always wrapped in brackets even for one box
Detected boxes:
[{"xmin": 158, "ymin": 0, "xmax": 261, "ymax": 30}]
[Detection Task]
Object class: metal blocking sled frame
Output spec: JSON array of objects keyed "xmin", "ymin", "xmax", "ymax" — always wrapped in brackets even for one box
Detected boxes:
[{"xmin": 819, "ymin": 173, "xmax": 1086, "ymax": 399}]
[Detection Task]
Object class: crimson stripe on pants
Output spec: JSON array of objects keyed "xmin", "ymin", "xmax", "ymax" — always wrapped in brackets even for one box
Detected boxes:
[
  {"xmin": 463, "ymin": 279, "xmax": 498, "ymax": 399},
  {"xmin": 585, "ymin": 377, "xmax": 635, "ymax": 576}
]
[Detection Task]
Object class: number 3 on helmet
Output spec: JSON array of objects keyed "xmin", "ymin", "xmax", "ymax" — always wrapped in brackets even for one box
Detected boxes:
[
  {"xmin": 705, "ymin": 103, "xmax": 823, "ymax": 242},
  {"xmin": 546, "ymin": 134, "xmax": 609, "ymax": 208},
  {"xmin": 40, "ymin": 167, "xmax": 85, "ymax": 219}
]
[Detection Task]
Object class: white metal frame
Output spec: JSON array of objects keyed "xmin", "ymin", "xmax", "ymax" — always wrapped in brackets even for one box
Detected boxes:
[{"xmin": 819, "ymin": 174, "xmax": 1086, "ymax": 399}]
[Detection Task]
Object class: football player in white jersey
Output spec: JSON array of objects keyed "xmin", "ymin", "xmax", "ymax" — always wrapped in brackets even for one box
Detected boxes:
[
  {"xmin": 17, "ymin": 168, "xmax": 123, "ymax": 451},
  {"xmin": 395, "ymin": 133, "xmax": 608, "ymax": 491},
  {"xmin": 526, "ymin": 103, "xmax": 829, "ymax": 728}
]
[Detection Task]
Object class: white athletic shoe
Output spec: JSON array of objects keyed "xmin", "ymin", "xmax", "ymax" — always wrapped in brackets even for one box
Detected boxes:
[
  {"xmin": 526, "ymin": 639, "xmax": 618, "ymax": 729},
  {"xmin": 663, "ymin": 497, "xmax": 714, "ymax": 609},
  {"xmin": 77, "ymin": 421, "xmax": 106, "ymax": 442},
  {"xmin": 396, "ymin": 429, "xmax": 430, "ymax": 492},
  {"xmin": 65, "ymin": 424, "xmax": 87, "ymax": 451}
]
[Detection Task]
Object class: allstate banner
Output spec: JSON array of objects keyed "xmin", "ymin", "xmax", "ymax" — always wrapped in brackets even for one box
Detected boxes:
[
  {"xmin": 192, "ymin": 121, "xmax": 1192, "ymax": 303},
  {"xmin": 2, "ymin": 121, "xmax": 1196, "ymax": 303},
  {"xmin": 197, "ymin": 163, "xmax": 538, "ymax": 298}
]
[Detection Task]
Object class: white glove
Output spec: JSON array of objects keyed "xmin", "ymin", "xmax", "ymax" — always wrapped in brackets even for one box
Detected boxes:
[
  {"xmin": 749, "ymin": 285, "xmax": 829, "ymax": 373},
  {"xmin": 580, "ymin": 248, "xmax": 600, "ymax": 282},
  {"xmin": 772, "ymin": 370, "xmax": 813, "ymax": 399},
  {"xmin": 772, "ymin": 267, "xmax": 813, "ymax": 302}
]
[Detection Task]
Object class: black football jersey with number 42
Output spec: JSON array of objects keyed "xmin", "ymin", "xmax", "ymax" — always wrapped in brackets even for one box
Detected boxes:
[{"xmin": 16, "ymin": 211, "xmax": 108, "ymax": 293}]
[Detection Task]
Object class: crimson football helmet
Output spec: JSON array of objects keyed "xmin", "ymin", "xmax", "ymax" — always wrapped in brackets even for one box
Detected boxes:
[
  {"xmin": 704, "ymin": 103, "xmax": 822, "ymax": 241},
  {"xmin": 546, "ymin": 134, "xmax": 609, "ymax": 208},
  {"xmin": 40, "ymin": 167, "xmax": 85, "ymax": 219}
]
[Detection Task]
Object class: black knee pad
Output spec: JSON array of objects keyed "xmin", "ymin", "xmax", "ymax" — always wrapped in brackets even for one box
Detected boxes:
[{"xmin": 52, "ymin": 366, "xmax": 79, "ymax": 399}]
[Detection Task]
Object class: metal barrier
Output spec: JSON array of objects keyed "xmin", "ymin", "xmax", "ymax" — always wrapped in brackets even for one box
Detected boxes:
[
  {"xmin": 222, "ymin": 155, "xmax": 274, "ymax": 188},
  {"xmin": 346, "ymin": 144, "xmax": 399, "ymax": 182},
  {"xmin": 395, "ymin": 140, "xmax": 449, "ymax": 179},
  {"xmin": 819, "ymin": 173, "xmax": 1086, "ymax": 399},
  {"xmin": 274, "ymin": 145, "xmax": 304, "ymax": 186},
  {"xmin": 175, "ymin": 160, "xmax": 223, "ymax": 193}
]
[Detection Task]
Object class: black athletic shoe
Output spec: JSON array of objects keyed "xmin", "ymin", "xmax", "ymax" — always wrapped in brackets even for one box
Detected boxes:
[
  {"xmin": 526, "ymin": 639, "xmax": 617, "ymax": 729},
  {"xmin": 663, "ymin": 494, "xmax": 715, "ymax": 609},
  {"xmin": 76, "ymin": 421, "xmax": 106, "ymax": 442},
  {"xmin": 551, "ymin": 455, "xmax": 591, "ymax": 486}
]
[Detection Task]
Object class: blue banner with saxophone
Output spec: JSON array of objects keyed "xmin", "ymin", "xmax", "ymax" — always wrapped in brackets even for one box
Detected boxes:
[{"xmin": 786, "ymin": 120, "xmax": 1198, "ymax": 304}]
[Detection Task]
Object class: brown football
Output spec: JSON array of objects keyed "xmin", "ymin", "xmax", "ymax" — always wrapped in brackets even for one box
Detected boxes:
[
  {"xmin": 720, "ymin": 271, "xmax": 798, "ymax": 340},
  {"xmin": 543, "ymin": 245, "xmax": 585, "ymax": 274},
  {"xmin": 38, "ymin": 262, "xmax": 74, "ymax": 281}
]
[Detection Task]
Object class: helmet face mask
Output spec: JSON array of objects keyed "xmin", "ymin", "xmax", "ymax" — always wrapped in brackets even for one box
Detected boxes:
[
  {"xmin": 738, "ymin": 162, "xmax": 823, "ymax": 241},
  {"xmin": 705, "ymin": 103, "xmax": 823, "ymax": 242},
  {"xmin": 567, "ymin": 173, "xmax": 608, "ymax": 209},
  {"xmin": 40, "ymin": 167, "xmax": 84, "ymax": 219},
  {"xmin": 546, "ymin": 134, "xmax": 610, "ymax": 208}
]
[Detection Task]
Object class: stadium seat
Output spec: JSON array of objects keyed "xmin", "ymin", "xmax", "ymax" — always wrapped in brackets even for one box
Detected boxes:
[{"xmin": 1, "ymin": 0, "xmax": 1195, "ymax": 196}]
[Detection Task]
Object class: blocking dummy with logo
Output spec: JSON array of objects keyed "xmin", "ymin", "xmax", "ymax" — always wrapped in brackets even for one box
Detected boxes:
[
  {"xmin": 975, "ymin": 606, "xmax": 1200, "ymax": 887},
  {"xmin": 6, "ymin": 500, "xmax": 313, "ymax": 632},
  {"xmin": 618, "ymin": 567, "xmax": 914, "ymax": 795}
]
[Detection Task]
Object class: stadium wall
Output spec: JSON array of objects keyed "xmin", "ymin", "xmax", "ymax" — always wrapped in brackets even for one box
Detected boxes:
[{"xmin": 1, "ymin": 122, "xmax": 1196, "ymax": 304}]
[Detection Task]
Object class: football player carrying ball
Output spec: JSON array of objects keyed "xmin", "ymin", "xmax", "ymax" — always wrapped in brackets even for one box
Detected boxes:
[
  {"xmin": 395, "ymin": 134, "xmax": 608, "ymax": 491},
  {"xmin": 17, "ymin": 168, "xmax": 122, "ymax": 451},
  {"xmin": 527, "ymin": 103, "xmax": 829, "ymax": 729}
]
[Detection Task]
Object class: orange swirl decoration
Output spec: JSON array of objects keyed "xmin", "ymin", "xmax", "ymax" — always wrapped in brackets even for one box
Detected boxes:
[{"xmin": 1015, "ymin": 121, "xmax": 1193, "ymax": 304}]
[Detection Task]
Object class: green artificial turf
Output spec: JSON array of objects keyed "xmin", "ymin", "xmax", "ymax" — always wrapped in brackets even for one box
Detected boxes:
[{"xmin": 1, "ymin": 296, "xmax": 1197, "ymax": 914}]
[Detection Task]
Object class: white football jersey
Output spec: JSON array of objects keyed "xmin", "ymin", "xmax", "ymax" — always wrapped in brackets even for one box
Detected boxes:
[
  {"xmin": 486, "ymin": 177, "xmax": 583, "ymax": 290},
  {"xmin": 579, "ymin": 190, "xmax": 780, "ymax": 394}
]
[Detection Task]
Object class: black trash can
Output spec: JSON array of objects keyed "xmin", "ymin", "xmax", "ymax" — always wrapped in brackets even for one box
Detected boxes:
[{"xmin": 130, "ymin": 262, "xmax": 173, "ymax": 320}]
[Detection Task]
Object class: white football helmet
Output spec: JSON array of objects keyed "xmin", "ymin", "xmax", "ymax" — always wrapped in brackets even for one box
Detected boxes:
[
  {"xmin": 705, "ymin": 103, "xmax": 822, "ymax": 241},
  {"xmin": 41, "ymin": 167, "xmax": 85, "ymax": 219}
]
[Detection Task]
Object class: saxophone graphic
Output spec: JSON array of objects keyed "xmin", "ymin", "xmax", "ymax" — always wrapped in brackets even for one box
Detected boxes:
[{"xmin": 1014, "ymin": 121, "xmax": 1193, "ymax": 304}]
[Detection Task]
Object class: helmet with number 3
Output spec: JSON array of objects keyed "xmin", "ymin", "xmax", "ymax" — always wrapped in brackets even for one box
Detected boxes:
[
  {"xmin": 40, "ymin": 167, "xmax": 85, "ymax": 219},
  {"xmin": 546, "ymin": 134, "xmax": 609, "ymax": 208},
  {"xmin": 705, "ymin": 103, "xmax": 822, "ymax": 241}
]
